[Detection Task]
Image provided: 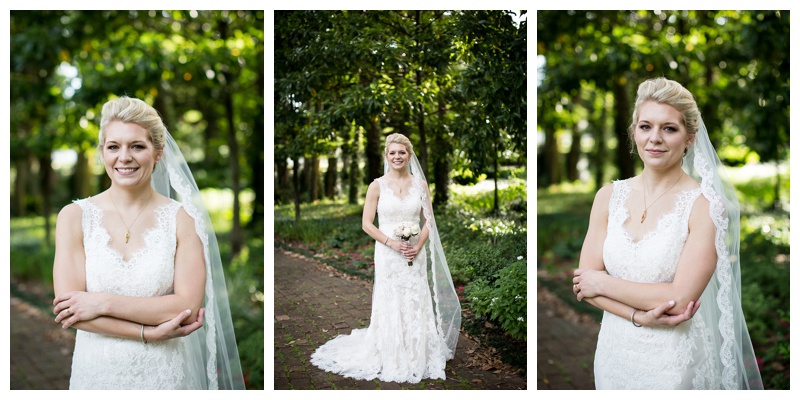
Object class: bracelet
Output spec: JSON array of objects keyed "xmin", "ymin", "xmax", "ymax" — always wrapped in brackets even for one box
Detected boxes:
[
  {"xmin": 384, "ymin": 237, "xmax": 390, "ymax": 245},
  {"xmin": 630, "ymin": 308, "xmax": 642, "ymax": 327},
  {"xmin": 140, "ymin": 324, "xmax": 148, "ymax": 344}
]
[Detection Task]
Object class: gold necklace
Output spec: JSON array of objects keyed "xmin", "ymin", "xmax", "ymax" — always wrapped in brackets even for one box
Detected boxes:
[
  {"xmin": 641, "ymin": 171, "xmax": 683, "ymax": 223},
  {"xmin": 110, "ymin": 190, "xmax": 154, "ymax": 243}
]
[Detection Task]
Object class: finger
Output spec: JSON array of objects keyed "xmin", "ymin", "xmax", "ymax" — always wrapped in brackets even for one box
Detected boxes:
[
  {"xmin": 653, "ymin": 300, "xmax": 676, "ymax": 317},
  {"xmin": 62, "ymin": 315, "xmax": 77, "ymax": 329},
  {"xmin": 573, "ymin": 269, "xmax": 582, "ymax": 277},
  {"xmin": 52, "ymin": 292, "xmax": 71, "ymax": 306},
  {"xmin": 577, "ymin": 292, "xmax": 584, "ymax": 302},
  {"xmin": 52, "ymin": 299, "xmax": 70, "ymax": 314}
]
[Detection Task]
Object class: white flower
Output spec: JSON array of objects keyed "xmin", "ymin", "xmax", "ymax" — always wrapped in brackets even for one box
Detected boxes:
[
  {"xmin": 403, "ymin": 227, "xmax": 411, "ymax": 236},
  {"xmin": 515, "ymin": 295, "xmax": 523, "ymax": 300},
  {"xmin": 472, "ymin": 297, "xmax": 478, "ymax": 301},
  {"xmin": 491, "ymin": 297, "xmax": 498, "ymax": 304},
  {"xmin": 517, "ymin": 255, "xmax": 523, "ymax": 260},
  {"xmin": 517, "ymin": 317, "xmax": 524, "ymax": 322},
  {"xmin": 410, "ymin": 225, "xmax": 420, "ymax": 235}
]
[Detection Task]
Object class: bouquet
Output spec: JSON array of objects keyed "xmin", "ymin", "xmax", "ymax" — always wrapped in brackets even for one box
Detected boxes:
[{"xmin": 393, "ymin": 221, "xmax": 420, "ymax": 266}]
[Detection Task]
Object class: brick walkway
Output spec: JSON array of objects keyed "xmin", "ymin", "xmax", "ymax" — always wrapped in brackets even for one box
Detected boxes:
[
  {"xmin": 10, "ymin": 294, "xmax": 75, "ymax": 389},
  {"xmin": 273, "ymin": 247, "xmax": 527, "ymax": 390},
  {"xmin": 536, "ymin": 280, "xmax": 599, "ymax": 389}
]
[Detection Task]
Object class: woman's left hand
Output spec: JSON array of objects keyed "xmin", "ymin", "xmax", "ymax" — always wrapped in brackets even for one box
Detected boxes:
[
  {"xmin": 572, "ymin": 268, "xmax": 609, "ymax": 301},
  {"xmin": 53, "ymin": 291, "xmax": 106, "ymax": 328},
  {"xmin": 403, "ymin": 245, "xmax": 420, "ymax": 263}
]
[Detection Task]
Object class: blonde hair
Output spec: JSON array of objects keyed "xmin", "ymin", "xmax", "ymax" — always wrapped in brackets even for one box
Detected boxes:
[
  {"xmin": 629, "ymin": 78, "xmax": 700, "ymax": 152},
  {"xmin": 99, "ymin": 96, "xmax": 167, "ymax": 151},
  {"xmin": 384, "ymin": 133, "xmax": 413, "ymax": 154}
]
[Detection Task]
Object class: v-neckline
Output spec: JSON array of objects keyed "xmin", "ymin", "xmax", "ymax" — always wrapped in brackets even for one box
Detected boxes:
[
  {"xmin": 382, "ymin": 177, "xmax": 415, "ymax": 202},
  {"xmin": 87, "ymin": 199, "xmax": 172, "ymax": 264},
  {"xmin": 618, "ymin": 181, "xmax": 700, "ymax": 246}
]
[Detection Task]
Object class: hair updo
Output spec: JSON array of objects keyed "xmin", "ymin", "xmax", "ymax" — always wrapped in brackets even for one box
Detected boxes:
[
  {"xmin": 629, "ymin": 77, "xmax": 700, "ymax": 153},
  {"xmin": 99, "ymin": 96, "xmax": 167, "ymax": 151},
  {"xmin": 384, "ymin": 133, "xmax": 413, "ymax": 155}
]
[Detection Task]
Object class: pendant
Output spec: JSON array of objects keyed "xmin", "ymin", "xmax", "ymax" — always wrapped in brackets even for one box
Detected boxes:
[
  {"xmin": 641, "ymin": 210, "xmax": 647, "ymax": 223},
  {"xmin": 125, "ymin": 231, "xmax": 130, "ymax": 244}
]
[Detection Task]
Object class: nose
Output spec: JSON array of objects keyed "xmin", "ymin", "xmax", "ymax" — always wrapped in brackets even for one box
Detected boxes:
[
  {"xmin": 648, "ymin": 130, "xmax": 662, "ymax": 143},
  {"xmin": 119, "ymin": 147, "xmax": 133, "ymax": 162}
]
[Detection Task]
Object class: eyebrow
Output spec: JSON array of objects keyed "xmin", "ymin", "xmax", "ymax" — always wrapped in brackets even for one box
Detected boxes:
[{"xmin": 638, "ymin": 119, "xmax": 681, "ymax": 126}]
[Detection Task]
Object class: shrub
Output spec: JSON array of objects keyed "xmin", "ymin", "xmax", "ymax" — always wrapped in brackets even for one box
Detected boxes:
[{"xmin": 464, "ymin": 259, "xmax": 527, "ymax": 340}]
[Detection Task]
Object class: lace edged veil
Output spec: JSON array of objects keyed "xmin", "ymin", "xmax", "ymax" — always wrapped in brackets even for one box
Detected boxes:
[
  {"xmin": 383, "ymin": 152, "xmax": 461, "ymax": 359},
  {"xmin": 682, "ymin": 117, "xmax": 763, "ymax": 389},
  {"xmin": 152, "ymin": 131, "xmax": 246, "ymax": 389}
]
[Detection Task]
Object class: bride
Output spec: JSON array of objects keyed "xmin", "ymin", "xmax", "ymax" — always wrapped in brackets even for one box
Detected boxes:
[
  {"xmin": 310, "ymin": 133, "xmax": 461, "ymax": 383},
  {"xmin": 51, "ymin": 96, "xmax": 245, "ymax": 389},
  {"xmin": 572, "ymin": 78, "xmax": 763, "ymax": 389}
]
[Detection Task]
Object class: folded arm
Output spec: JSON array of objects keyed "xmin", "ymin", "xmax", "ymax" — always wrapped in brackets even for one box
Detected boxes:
[
  {"xmin": 575, "ymin": 194, "xmax": 716, "ymax": 316},
  {"xmin": 53, "ymin": 205, "xmax": 206, "ymax": 330},
  {"xmin": 575, "ymin": 184, "xmax": 702, "ymax": 326}
]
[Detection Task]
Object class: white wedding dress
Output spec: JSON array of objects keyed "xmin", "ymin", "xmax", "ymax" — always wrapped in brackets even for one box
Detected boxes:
[
  {"xmin": 310, "ymin": 177, "xmax": 448, "ymax": 383},
  {"xmin": 594, "ymin": 179, "xmax": 721, "ymax": 389},
  {"xmin": 69, "ymin": 198, "xmax": 202, "ymax": 389}
]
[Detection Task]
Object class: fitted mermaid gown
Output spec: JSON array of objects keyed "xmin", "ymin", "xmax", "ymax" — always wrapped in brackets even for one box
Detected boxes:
[{"xmin": 310, "ymin": 177, "xmax": 449, "ymax": 383}]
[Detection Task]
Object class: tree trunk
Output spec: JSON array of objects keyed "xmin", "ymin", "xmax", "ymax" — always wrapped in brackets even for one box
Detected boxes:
[
  {"xmin": 275, "ymin": 157, "xmax": 289, "ymax": 204},
  {"xmin": 292, "ymin": 158, "xmax": 301, "ymax": 221},
  {"xmin": 247, "ymin": 105, "xmax": 265, "ymax": 231},
  {"xmin": 13, "ymin": 156, "xmax": 29, "ymax": 216},
  {"xmin": 493, "ymin": 141, "xmax": 500, "ymax": 215},
  {"xmin": 324, "ymin": 156, "xmax": 337, "ymax": 199},
  {"xmin": 223, "ymin": 76, "xmax": 243, "ymax": 257},
  {"xmin": 348, "ymin": 129, "xmax": 361, "ymax": 204},
  {"xmin": 543, "ymin": 126, "xmax": 561, "ymax": 186},
  {"xmin": 432, "ymin": 98, "xmax": 450, "ymax": 208},
  {"xmin": 308, "ymin": 156, "xmax": 321, "ymax": 202},
  {"xmin": 365, "ymin": 117, "xmax": 382, "ymax": 184},
  {"xmin": 415, "ymin": 70, "xmax": 429, "ymax": 177},
  {"xmin": 39, "ymin": 152, "xmax": 53, "ymax": 246},
  {"xmin": 613, "ymin": 79, "xmax": 635, "ymax": 179},
  {"xmin": 74, "ymin": 149, "xmax": 92, "ymax": 199},
  {"xmin": 566, "ymin": 93, "xmax": 582, "ymax": 181},
  {"xmin": 593, "ymin": 92, "xmax": 608, "ymax": 190}
]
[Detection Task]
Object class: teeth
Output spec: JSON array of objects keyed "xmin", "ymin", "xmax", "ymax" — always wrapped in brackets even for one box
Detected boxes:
[{"xmin": 118, "ymin": 168, "xmax": 137, "ymax": 173}]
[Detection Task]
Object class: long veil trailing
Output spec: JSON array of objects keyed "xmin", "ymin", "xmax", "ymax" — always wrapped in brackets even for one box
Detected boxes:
[
  {"xmin": 152, "ymin": 131, "xmax": 246, "ymax": 389},
  {"xmin": 682, "ymin": 117, "xmax": 763, "ymax": 389},
  {"xmin": 384, "ymin": 152, "xmax": 461, "ymax": 359}
]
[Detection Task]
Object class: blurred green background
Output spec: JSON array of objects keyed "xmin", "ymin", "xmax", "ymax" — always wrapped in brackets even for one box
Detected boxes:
[
  {"xmin": 9, "ymin": 10, "xmax": 264, "ymax": 389},
  {"xmin": 537, "ymin": 10, "xmax": 789, "ymax": 389}
]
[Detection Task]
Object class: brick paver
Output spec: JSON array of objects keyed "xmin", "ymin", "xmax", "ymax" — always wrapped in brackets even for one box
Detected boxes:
[
  {"xmin": 536, "ymin": 281, "xmax": 599, "ymax": 389},
  {"xmin": 274, "ymin": 247, "xmax": 527, "ymax": 390},
  {"xmin": 10, "ymin": 295, "xmax": 74, "ymax": 389}
]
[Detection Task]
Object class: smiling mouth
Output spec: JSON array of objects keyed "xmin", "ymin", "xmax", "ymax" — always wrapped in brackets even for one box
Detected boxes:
[{"xmin": 116, "ymin": 167, "xmax": 139, "ymax": 173}]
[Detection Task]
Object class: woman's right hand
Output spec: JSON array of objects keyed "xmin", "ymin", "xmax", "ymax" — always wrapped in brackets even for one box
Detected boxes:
[
  {"xmin": 388, "ymin": 239, "xmax": 408, "ymax": 253},
  {"xmin": 145, "ymin": 308, "xmax": 205, "ymax": 342},
  {"xmin": 638, "ymin": 300, "xmax": 701, "ymax": 328}
]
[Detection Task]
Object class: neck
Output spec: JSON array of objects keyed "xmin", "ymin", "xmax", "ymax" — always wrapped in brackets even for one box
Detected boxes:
[
  {"xmin": 108, "ymin": 183, "xmax": 155, "ymax": 207},
  {"xmin": 641, "ymin": 165, "xmax": 683, "ymax": 193},
  {"xmin": 386, "ymin": 168, "xmax": 411, "ymax": 180}
]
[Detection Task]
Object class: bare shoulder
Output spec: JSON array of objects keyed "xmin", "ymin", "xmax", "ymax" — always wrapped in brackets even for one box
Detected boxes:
[
  {"xmin": 366, "ymin": 179, "xmax": 381, "ymax": 196},
  {"xmin": 57, "ymin": 202, "xmax": 83, "ymax": 225},
  {"xmin": 175, "ymin": 204, "xmax": 200, "ymax": 232},
  {"xmin": 592, "ymin": 183, "xmax": 614, "ymax": 208},
  {"xmin": 689, "ymin": 192, "xmax": 712, "ymax": 224}
]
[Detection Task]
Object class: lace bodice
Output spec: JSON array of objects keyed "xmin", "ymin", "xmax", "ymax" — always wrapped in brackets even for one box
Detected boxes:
[
  {"xmin": 376, "ymin": 177, "xmax": 423, "ymax": 231},
  {"xmin": 69, "ymin": 198, "xmax": 198, "ymax": 389},
  {"xmin": 594, "ymin": 179, "xmax": 720, "ymax": 389},
  {"xmin": 603, "ymin": 179, "xmax": 703, "ymax": 283}
]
